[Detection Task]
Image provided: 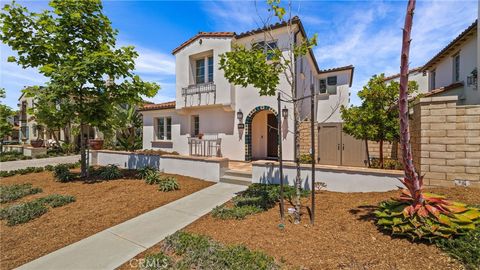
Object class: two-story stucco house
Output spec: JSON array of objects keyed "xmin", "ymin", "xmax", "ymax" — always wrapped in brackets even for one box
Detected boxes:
[
  {"xmin": 141, "ymin": 17, "xmax": 354, "ymax": 161},
  {"xmin": 421, "ymin": 20, "xmax": 478, "ymax": 104}
]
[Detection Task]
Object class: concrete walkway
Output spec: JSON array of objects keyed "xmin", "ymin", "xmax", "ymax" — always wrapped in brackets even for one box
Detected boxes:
[
  {"xmin": 17, "ymin": 183, "xmax": 246, "ymax": 270},
  {"xmin": 0, "ymin": 155, "xmax": 80, "ymax": 171}
]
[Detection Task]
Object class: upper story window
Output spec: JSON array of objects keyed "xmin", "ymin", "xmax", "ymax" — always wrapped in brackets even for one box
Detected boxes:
[
  {"xmin": 453, "ymin": 53, "xmax": 460, "ymax": 82},
  {"xmin": 253, "ymin": 41, "xmax": 278, "ymax": 60},
  {"xmin": 327, "ymin": 76, "xmax": 337, "ymax": 86},
  {"xmin": 156, "ymin": 117, "xmax": 172, "ymax": 141},
  {"xmin": 208, "ymin": 56, "xmax": 214, "ymax": 82},
  {"xmin": 430, "ymin": 69, "xmax": 436, "ymax": 90},
  {"xmin": 319, "ymin": 79, "xmax": 327, "ymax": 94},
  {"xmin": 195, "ymin": 59, "xmax": 205, "ymax": 84},
  {"xmin": 194, "ymin": 55, "xmax": 214, "ymax": 84}
]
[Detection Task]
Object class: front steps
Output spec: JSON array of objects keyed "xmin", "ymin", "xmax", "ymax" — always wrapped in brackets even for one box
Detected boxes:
[{"xmin": 220, "ymin": 169, "xmax": 252, "ymax": 186}]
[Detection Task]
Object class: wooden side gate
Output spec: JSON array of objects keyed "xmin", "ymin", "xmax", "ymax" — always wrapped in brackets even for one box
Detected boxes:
[{"xmin": 317, "ymin": 123, "xmax": 367, "ymax": 167}]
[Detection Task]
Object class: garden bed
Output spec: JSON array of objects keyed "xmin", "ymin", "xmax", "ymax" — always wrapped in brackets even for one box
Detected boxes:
[
  {"xmin": 120, "ymin": 187, "xmax": 480, "ymax": 270},
  {"xmin": 0, "ymin": 170, "xmax": 213, "ymax": 269}
]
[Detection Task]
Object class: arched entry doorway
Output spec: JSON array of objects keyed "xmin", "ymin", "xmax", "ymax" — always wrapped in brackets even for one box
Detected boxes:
[{"xmin": 245, "ymin": 106, "xmax": 278, "ymax": 161}]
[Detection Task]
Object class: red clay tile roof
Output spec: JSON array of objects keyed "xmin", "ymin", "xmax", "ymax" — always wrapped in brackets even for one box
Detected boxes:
[
  {"xmin": 422, "ymin": 20, "xmax": 477, "ymax": 71},
  {"xmin": 383, "ymin": 66, "xmax": 423, "ymax": 81},
  {"xmin": 424, "ymin": 82, "xmax": 464, "ymax": 97},
  {"xmin": 171, "ymin": 32, "xmax": 235, "ymax": 55},
  {"xmin": 235, "ymin": 16, "xmax": 301, "ymax": 38},
  {"xmin": 139, "ymin": 101, "xmax": 176, "ymax": 111}
]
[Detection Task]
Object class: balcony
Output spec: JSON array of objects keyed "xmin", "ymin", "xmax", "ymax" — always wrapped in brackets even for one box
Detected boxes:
[{"xmin": 181, "ymin": 82, "xmax": 216, "ymax": 107}]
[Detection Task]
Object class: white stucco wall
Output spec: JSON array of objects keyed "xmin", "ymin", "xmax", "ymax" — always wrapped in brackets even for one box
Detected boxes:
[
  {"xmin": 252, "ymin": 162, "xmax": 403, "ymax": 192},
  {"xmin": 429, "ymin": 34, "xmax": 478, "ymax": 104},
  {"xmin": 386, "ymin": 70, "xmax": 429, "ymax": 94},
  {"xmin": 175, "ymin": 37, "xmax": 233, "ymax": 109}
]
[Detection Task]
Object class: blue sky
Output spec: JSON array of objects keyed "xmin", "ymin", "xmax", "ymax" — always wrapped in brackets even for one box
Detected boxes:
[{"xmin": 0, "ymin": 0, "xmax": 478, "ymax": 108}]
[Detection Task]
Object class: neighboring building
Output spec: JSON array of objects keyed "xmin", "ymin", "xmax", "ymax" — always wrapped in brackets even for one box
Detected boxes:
[
  {"xmin": 383, "ymin": 66, "xmax": 429, "ymax": 95},
  {"xmin": 421, "ymin": 20, "xmax": 478, "ymax": 105},
  {"xmin": 17, "ymin": 91, "xmax": 97, "ymax": 145},
  {"xmin": 141, "ymin": 17, "xmax": 354, "ymax": 161}
]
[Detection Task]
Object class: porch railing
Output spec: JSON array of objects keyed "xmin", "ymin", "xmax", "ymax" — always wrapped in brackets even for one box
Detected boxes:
[{"xmin": 181, "ymin": 82, "xmax": 216, "ymax": 106}]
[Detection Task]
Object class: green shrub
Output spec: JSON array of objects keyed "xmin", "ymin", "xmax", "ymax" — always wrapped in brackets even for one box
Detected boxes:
[
  {"xmin": 299, "ymin": 153, "xmax": 313, "ymax": 164},
  {"xmin": 370, "ymin": 158, "xmax": 403, "ymax": 170},
  {"xmin": 0, "ymin": 163, "xmax": 78, "ymax": 178},
  {"xmin": 136, "ymin": 166, "xmax": 157, "ymax": 180},
  {"xmin": 37, "ymin": 194, "xmax": 76, "ymax": 208},
  {"xmin": 212, "ymin": 184, "xmax": 310, "ymax": 220},
  {"xmin": 145, "ymin": 171, "xmax": 161, "ymax": 185},
  {"xmin": 0, "ymin": 183, "xmax": 43, "ymax": 203},
  {"xmin": 54, "ymin": 164, "xmax": 75, "ymax": 182},
  {"xmin": 158, "ymin": 176, "xmax": 179, "ymax": 192},
  {"xmin": 44, "ymin": 165, "xmax": 54, "ymax": 171},
  {"xmin": 97, "ymin": 164, "xmax": 123, "ymax": 180},
  {"xmin": 163, "ymin": 231, "xmax": 279, "ymax": 270},
  {"xmin": 436, "ymin": 227, "xmax": 480, "ymax": 270},
  {"xmin": 211, "ymin": 205, "xmax": 263, "ymax": 220},
  {"xmin": 0, "ymin": 200, "xmax": 48, "ymax": 226},
  {"xmin": 141, "ymin": 252, "xmax": 173, "ymax": 270}
]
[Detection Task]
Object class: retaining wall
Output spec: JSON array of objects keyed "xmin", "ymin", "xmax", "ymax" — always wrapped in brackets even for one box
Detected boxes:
[{"xmin": 252, "ymin": 161, "xmax": 403, "ymax": 192}]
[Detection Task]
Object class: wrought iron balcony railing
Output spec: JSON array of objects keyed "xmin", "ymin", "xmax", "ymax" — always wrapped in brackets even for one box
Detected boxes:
[{"xmin": 181, "ymin": 82, "xmax": 216, "ymax": 106}]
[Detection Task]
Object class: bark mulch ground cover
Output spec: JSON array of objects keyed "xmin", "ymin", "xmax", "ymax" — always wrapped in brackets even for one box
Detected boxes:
[
  {"xmin": 0, "ymin": 170, "xmax": 213, "ymax": 270},
  {"xmin": 120, "ymin": 186, "xmax": 480, "ymax": 270}
]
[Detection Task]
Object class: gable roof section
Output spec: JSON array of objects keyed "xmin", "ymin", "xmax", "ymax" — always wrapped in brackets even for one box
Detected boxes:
[
  {"xmin": 171, "ymin": 32, "xmax": 235, "ymax": 55},
  {"xmin": 318, "ymin": 65, "xmax": 355, "ymax": 87},
  {"xmin": 422, "ymin": 20, "xmax": 477, "ymax": 71},
  {"xmin": 383, "ymin": 66, "xmax": 423, "ymax": 81},
  {"xmin": 139, "ymin": 101, "xmax": 176, "ymax": 111}
]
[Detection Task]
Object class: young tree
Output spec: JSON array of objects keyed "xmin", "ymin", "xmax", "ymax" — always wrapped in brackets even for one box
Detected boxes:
[
  {"xmin": 0, "ymin": 0, "xmax": 159, "ymax": 177},
  {"xmin": 0, "ymin": 88, "xmax": 15, "ymax": 153},
  {"xmin": 114, "ymin": 104, "xmax": 143, "ymax": 152},
  {"xmin": 341, "ymin": 74, "xmax": 417, "ymax": 168},
  {"xmin": 219, "ymin": 0, "xmax": 317, "ymax": 223}
]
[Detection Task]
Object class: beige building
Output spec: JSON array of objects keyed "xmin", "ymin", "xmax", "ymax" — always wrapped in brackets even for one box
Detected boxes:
[{"xmin": 422, "ymin": 20, "xmax": 478, "ymax": 105}]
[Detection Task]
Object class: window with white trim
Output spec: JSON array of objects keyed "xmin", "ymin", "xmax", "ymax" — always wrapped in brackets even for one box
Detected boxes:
[
  {"xmin": 191, "ymin": 115, "xmax": 200, "ymax": 136},
  {"xmin": 319, "ymin": 79, "xmax": 326, "ymax": 94},
  {"xmin": 453, "ymin": 53, "xmax": 460, "ymax": 82},
  {"xmin": 155, "ymin": 117, "xmax": 172, "ymax": 141},
  {"xmin": 195, "ymin": 59, "xmax": 205, "ymax": 84},
  {"xmin": 430, "ymin": 69, "xmax": 436, "ymax": 90}
]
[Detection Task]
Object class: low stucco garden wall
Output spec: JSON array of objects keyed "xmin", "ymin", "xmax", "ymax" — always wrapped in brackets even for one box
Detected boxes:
[
  {"xmin": 89, "ymin": 150, "xmax": 228, "ymax": 182},
  {"xmin": 252, "ymin": 161, "xmax": 403, "ymax": 192}
]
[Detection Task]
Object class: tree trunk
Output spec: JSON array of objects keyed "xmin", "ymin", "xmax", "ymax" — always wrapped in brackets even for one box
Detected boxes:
[
  {"xmin": 80, "ymin": 123, "xmax": 87, "ymax": 178},
  {"xmin": 365, "ymin": 138, "xmax": 371, "ymax": 167},
  {"xmin": 399, "ymin": 0, "xmax": 423, "ymax": 205},
  {"xmin": 379, "ymin": 139, "xmax": 384, "ymax": 169},
  {"xmin": 294, "ymin": 108, "xmax": 301, "ymax": 224}
]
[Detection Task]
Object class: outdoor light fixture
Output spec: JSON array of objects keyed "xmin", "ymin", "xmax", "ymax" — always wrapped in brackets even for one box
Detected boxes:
[
  {"xmin": 237, "ymin": 110, "xmax": 243, "ymax": 121},
  {"xmin": 282, "ymin": 106, "xmax": 288, "ymax": 118},
  {"xmin": 237, "ymin": 123, "xmax": 245, "ymax": 130}
]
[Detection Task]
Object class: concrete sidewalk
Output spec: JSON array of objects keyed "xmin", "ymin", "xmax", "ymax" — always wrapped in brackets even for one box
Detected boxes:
[
  {"xmin": 16, "ymin": 183, "xmax": 246, "ymax": 270},
  {"xmin": 0, "ymin": 155, "xmax": 80, "ymax": 171}
]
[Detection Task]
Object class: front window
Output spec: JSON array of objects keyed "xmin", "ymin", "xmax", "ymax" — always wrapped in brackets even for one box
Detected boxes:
[
  {"xmin": 208, "ymin": 56, "xmax": 214, "ymax": 82},
  {"xmin": 192, "ymin": 115, "xmax": 200, "ymax": 136},
  {"xmin": 195, "ymin": 59, "xmax": 205, "ymax": 84},
  {"xmin": 453, "ymin": 54, "xmax": 460, "ymax": 82},
  {"xmin": 156, "ymin": 117, "xmax": 172, "ymax": 141}
]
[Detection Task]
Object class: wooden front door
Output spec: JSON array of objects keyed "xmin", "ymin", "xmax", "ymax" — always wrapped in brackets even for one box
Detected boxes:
[{"xmin": 267, "ymin": 114, "xmax": 278, "ymax": 158}]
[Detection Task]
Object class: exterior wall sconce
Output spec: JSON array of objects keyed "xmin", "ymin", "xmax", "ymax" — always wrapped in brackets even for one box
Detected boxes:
[
  {"xmin": 237, "ymin": 110, "xmax": 243, "ymax": 121},
  {"xmin": 282, "ymin": 106, "xmax": 288, "ymax": 118},
  {"xmin": 237, "ymin": 123, "xmax": 245, "ymax": 130}
]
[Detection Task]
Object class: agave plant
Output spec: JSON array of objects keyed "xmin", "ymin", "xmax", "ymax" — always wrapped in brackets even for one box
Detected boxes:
[{"xmin": 375, "ymin": 190, "xmax": 480, "ymax": 241}]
